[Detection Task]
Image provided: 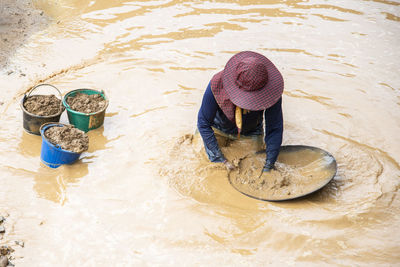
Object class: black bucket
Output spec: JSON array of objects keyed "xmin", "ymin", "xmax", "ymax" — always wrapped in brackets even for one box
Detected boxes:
[{"xmin": 20, "ymin": 84, "xmax": 65, "ymax": 135}]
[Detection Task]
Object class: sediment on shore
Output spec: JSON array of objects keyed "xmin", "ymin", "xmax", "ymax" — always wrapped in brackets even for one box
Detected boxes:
[{"xmin": 0, "ymin": 0, "xmax": 49, "ymax": 69}]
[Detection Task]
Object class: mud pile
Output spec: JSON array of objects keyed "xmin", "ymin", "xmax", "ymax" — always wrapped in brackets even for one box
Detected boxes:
[
  {"xmin": 0, "ymin": 215, "xmax": 14, "ymax": 267},
  {"xmin": 23, "ymin": 95, "xmax": 62, "ymax": 116},
  {"xmin": 0, "ymin": 245, "xmax": 13, "ymax": 267},
  {"xmin": 0, "ymin": 216, "xmax": 5, "ymax": 234},
  {"xmin": 66, "ymin": 93, "xmax": 106, "ymax": 113},
  {"xmin": 44, "ymin": 125, "xmax": 89, "ymax": 153}
]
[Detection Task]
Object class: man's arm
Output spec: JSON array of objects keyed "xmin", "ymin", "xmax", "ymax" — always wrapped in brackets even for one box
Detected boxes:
[
  {"xmin": 263, "ymin": 98, "xmax": 283, "ymax": 171},
  {"xmin": 197, "ymin": 83, "xmax": 226, "ymax": 163}
]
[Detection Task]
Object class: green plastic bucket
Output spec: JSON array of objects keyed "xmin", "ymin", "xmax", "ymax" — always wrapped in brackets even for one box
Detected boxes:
[{"xmin": 62, "ymin": 89, "xmax": 108, "ymax": 132}]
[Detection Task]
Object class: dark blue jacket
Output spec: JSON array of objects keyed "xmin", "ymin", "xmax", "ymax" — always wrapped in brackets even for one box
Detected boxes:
[{"xmin": 197, "ymin": 83, "xmax": 283, "ymax": 166}]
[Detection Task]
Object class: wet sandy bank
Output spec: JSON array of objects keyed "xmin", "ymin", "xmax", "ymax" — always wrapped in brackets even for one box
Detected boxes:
[
  {"xmin": 0, "ymin": 0, "xmax": 48, "ymax": 70},
  {"xmin": 0, "ymin": 1, "xmax": 49, "ymax": 264}
]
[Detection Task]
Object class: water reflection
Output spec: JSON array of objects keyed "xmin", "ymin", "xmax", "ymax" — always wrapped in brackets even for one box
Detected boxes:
[
  {"xmin": 33, "ymin": 162, "xmax": 89, "ymax": 204},
  {"xmin": 86, "ymin": 126, "xmax": 121, "ymax": 152},
  {"xmin": 17, "ymin": 125, "xmax": 117, "ymax": 203},
  {"xmin": 18, "ymin": 131, "xmax": 42, "ymax": 157}
]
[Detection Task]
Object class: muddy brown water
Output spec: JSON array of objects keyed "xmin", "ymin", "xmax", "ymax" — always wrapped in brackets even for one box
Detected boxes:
[{"xmin": 0, "ymin": 0, "xmax": 400, "ymax": 266}]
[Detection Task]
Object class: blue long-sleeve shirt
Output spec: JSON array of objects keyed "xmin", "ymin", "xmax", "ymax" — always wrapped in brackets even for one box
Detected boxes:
[{"xmin": 197, "ymin": 82, "xmax": 283, "ymax": 166}]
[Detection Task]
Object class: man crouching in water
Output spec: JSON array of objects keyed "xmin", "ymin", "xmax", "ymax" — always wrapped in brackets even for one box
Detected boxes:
[{"xmin": 197, "ymin": 51, "xmax": 284, "ymax": 172}]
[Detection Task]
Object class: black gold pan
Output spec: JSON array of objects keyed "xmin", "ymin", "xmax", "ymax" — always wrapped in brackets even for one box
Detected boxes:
[{"xmin": 228, "ymin": 145, "xmax": 337, "ymax": 202}]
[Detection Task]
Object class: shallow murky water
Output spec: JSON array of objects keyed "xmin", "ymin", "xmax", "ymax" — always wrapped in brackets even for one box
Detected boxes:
[{"xmin": 1, "ymin": 0, "xmax": 400, "ymax": 266}]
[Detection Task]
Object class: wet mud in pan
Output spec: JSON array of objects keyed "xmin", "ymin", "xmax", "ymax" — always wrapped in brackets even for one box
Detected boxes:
[{"xmin": 229, "ymin": 145, "xmax": 337, "ymax": 201}]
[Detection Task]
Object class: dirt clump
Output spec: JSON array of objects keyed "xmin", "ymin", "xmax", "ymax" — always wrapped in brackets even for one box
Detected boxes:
[
  {"xmin": 0, "ymin": 215, "xmax": 14, "ymax": 267},
  {"xmin": 0, "ymin": 246, "xmax": 13, "ymax": 257},
  {"xmin": 23, "ymin": 95, "xmax": 62, "ymax": 116},
  {"xmin": 0, "ymin": 245, "xmax": 13, "ymax": 267},
  {"xmin": 66, "ymin": 93, "xmax": 106, "ymax": 113},
  {"xmin": 44, "ymin": 125, "xmax": 89, "ymax": 153},
  {"xmin": 0, "ymin": 216, "xmax": 5, "ymax": 234},
  {"xmin": 0, "ymin": 226, "xmax": 4, "ymax": 234},
  {"xmin": 0, "ymin": 255, "xmax": 8, "ymax": 267}
]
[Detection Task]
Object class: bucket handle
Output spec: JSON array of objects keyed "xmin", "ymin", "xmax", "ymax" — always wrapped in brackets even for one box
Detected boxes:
[{"xmin": 26, "ymin": 84, "xmax": 63, "ymax": 105}]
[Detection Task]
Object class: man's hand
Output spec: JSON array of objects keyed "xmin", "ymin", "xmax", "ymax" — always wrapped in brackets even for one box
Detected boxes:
[{"xmin": 223, "ymin": 160, "xmax": 235, "ymax": 171}]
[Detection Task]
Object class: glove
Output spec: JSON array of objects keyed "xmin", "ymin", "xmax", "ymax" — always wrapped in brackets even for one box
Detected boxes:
[{"xmin": 262, "ymin": 162, "xmax": 275, "ymax": 172}]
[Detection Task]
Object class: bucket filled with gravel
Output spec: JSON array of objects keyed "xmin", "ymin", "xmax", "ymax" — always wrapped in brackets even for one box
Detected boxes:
[
  {"xmin": 62, "ymin": 89, "xmax": 108, "ymax": 132},
  {"xmin": 20, "ymin": 84, "xmax": 65, "ymax": 135},
  {"xmin": 39, "ymin": 122, "xmax": 89, "ymax": 168}
]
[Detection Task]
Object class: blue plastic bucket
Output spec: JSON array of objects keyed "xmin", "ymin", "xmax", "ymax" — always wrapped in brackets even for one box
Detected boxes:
[{"xmin": 39, "ymin": 123, "xmax": 82, "ymax": 168}]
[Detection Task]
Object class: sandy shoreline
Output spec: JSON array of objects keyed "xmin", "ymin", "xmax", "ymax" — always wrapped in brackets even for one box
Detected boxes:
[
  {"xmin": 0, "ymin": 2, "xmax": 48, "ymax": 265},
  {"xmin": 0, "ymin": 0, "xmax": 48, "ymax": 70}
]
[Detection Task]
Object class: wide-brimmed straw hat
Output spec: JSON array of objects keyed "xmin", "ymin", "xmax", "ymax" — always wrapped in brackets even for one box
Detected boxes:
[{"xmin": 220, "ymin": 51, "xmax": 284, "ymax": 111}]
